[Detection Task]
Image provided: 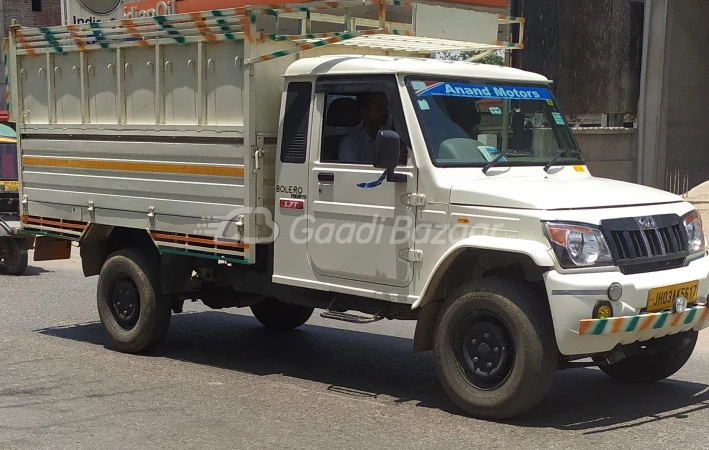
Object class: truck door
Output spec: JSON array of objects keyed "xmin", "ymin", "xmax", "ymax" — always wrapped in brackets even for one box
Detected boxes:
[{"xmin": 304, "ymin": 77, "xmax": 417, "ymax": 287}]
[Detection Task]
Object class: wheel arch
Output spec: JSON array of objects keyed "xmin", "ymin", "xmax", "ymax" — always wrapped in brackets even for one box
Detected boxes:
[
  {"xmin": 80, "ymin": 225, "xmax": 158, "ymax": 277},
  {"xmin": 412, "ymin": 239, "xmax": 554, "ymax": 352}
]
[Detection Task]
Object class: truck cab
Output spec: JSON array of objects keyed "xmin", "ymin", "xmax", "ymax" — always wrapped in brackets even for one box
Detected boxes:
[{"xmin": 271, "ymin": 55, "xmax": 709, "ymax": 416}]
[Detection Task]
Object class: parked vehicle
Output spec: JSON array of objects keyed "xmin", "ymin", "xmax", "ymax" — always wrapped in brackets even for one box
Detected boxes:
[
  {"xmin": 7, "ymin": 0, "xmax": 709, "ymax": 419},
  {"xmin": 0, "ymin": 126, "xmax": 19, "ymax": 214},
  {"xmin": 0, "ymin": 129, "xmax": 34, "ymax": 275}
]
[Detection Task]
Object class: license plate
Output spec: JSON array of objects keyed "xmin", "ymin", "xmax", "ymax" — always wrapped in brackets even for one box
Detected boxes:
[
  {"xmin": 1, "ymin": 181, "xmax": 18, "ymax": 191},
  {"xmin": 647, "ymin": 281, "xmax": 699, "ymax": 312}
]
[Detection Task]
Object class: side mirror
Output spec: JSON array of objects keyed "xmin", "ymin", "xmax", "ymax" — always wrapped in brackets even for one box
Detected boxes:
[
  {"xmin": 373, "ymin": 131, "xmax": 406, "ymax": 183},
  {"xmin": 374, "ymin": 130, "xmax": 400, "ymax": 170}
]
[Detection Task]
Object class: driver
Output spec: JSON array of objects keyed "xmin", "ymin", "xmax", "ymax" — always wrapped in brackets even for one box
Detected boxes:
[{"xmin": 338, "ymin": 92, "xmax": 389, "ymax": 163}]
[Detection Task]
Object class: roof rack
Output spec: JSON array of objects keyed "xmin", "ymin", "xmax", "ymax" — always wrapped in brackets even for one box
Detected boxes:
[{"xmin": 10, "ymin": 0, "xmax": 524, "ymax": 65}]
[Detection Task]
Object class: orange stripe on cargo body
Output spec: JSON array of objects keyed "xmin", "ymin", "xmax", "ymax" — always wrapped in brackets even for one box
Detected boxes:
[
  {"xmin": 66, "ymin": 25, "xmax": 87, "ymax": 51},
  {"xmin": 240, "ymin": 14, "xmax": 253, "ymax": 42},
  {"xmin": 22, "ymin": 156, "xmax": 245, "ymax": 177},
  {"xmin": 190, "ymin": 13, "xmax": 218, "ymax": 41},
  {"xmin": 21, "ymin": 215, "xmax": 88, "ymax": 231},
  {"xmin": 121, "ymin": 19, "xmax": 150, "ymax": 46},
  {"xmin": 14, "ymin": 31, "xmax": 37, "ymax": 55},
  {"xmin": 151, "ymin": 232, "xmax": 248, "ymax": 250}
]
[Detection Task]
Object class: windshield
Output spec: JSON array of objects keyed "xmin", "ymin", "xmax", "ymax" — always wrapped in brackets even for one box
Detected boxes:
[{"xmin": 407, "ymin": 78, "xmax": 583, "ymax": 168}]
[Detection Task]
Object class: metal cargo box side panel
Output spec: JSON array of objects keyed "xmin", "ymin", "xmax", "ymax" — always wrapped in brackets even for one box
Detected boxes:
[
  {"xmin": 20, "ymin": 135, "xmax": 248, "ymax": 229},
  {"xmin": 19, "ymin": 55, "xmax": 50, "ymax": 124},
  {"xmin": 124, "ymin": 46, "xmax": 157, "ymax": 125},
  {"xmin": 163, "ymin": 43, "xmax": 199, "ymax": 125},
  {"xmin": 205, "ymin": 41, "xmax": 245, "ymax": 127},
  {"xmin": 87, "ymin": 49, "xmax": 119, "ymax": 124},
  {"xmin": 52, "ymin": 52, "xmax": 82, "ymax": 124},
  {"xmin": 15, "ymin": 37, "xmax": 250, "ymax": 251}
]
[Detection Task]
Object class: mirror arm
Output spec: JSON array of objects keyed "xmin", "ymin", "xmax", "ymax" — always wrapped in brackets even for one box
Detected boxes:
[{"xmin": 386, "ymin": 169, "xmax": 407, "ymax": 183}]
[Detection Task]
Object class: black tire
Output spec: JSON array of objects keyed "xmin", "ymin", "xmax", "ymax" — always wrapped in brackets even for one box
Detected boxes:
[
  {"xmin": 250, "ymin": 297, "xmax": 313, "ymax": 331},
  {"xmin": 2, "ymin": 240, "xmax": 28, "ymax": 275},
  {"xmin": 97, "ymin": 249, "xmax": 171, "ymax": 353},
  {"xmin": 433, "ymin": 277, "xmax": 558, "ymax": 420},
  {"xmin": 598, "ymin": 331, "xmax": 697, "ymax": 383}
]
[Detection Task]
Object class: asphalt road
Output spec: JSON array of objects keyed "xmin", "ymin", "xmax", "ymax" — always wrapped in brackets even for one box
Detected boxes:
[{"xmin": 2, "ymin": 251, "xmax": 709, "ymax": 450}]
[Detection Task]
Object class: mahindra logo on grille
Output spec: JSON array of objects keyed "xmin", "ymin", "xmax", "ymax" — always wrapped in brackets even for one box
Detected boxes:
[{"xmin": 637, "ymin": 217, "xmax": 656, "ymax": 228}]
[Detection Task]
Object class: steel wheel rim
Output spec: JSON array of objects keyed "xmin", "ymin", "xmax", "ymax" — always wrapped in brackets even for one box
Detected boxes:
[
  {"xmin": 110, "ymin": 275, "xmax": 141, "ymax": 330},
  {"xmin": 453, "ymin": 311, "xmax": 515, "ymax": 391}
]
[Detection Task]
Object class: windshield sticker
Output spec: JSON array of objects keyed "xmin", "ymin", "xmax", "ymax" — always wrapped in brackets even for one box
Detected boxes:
[
  {"xmin": 552, "ymin": 112, "xmax": 565, "ymax": 125},
  {"xmin": 488, "ymin": 107, "xmax": 502, "ymax": 115},
  {"xmin": 417, "ymin": 99, "xmax": 430, "ymax": 110},
  {"xmin": 546, "ymin": 99, "xmax": 554, "ymax": 106},
  {"xmin": 477, "ymin": 146, "xmax": 503, "ymax": 162},
  {"xmin": 414, "ymin": 81, "xmax": 552, "ymax": 101}
]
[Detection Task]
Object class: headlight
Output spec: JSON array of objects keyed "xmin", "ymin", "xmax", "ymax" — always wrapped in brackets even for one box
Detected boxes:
[
  {"xmin": 682, "ymin": 211, "xmax": 705, "ymax": 254},
  {"xmin": 543, "ymin": 222, "xmax": 614, "ymax": 268}
]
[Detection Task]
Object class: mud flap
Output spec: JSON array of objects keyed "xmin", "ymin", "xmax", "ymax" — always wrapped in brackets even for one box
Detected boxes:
[{"xmin": 33, "ymin": 236, "xmax": 71, "ymax": 261}]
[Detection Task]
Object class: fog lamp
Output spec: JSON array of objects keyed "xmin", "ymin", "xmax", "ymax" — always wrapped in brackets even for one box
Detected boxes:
[
  {"xmin": 607, "ymin": 283, "xmax": 623, "ymax": 301},
  {"xmin": 673, "ymin": 296, "xmax": 688, "ymax": 314},
  {"xmin": 593, "ymin": 301, "xmax": 613, "ymax": 319}
]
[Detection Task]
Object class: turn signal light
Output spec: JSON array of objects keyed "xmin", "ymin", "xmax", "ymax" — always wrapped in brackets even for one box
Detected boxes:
[{"xmin": 593, "ymin": 301, "xmax": 613, "ymax": 319}]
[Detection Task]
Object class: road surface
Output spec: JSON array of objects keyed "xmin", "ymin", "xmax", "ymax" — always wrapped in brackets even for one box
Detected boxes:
[{"xmin": 1, "ymin": 251, "xmax": 709, "ymax": 449}]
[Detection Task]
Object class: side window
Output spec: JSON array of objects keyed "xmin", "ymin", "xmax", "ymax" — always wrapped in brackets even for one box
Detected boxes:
[
  {"xmin": 280, "ymin": 82, "xmax": 312, "ymax": 164},
  {"xmin": 320, "ymin": 90, "xmax": 408, "ymax": 165},
  {"xmin": 320, "ymin": 94, "xmax": 362, "ymax": 163}
]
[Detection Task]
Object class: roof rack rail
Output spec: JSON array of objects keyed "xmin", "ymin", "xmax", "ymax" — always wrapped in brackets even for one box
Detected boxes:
[{"xmin": 10, "ymin": 0, "xmax": 524, "ymax": 64}]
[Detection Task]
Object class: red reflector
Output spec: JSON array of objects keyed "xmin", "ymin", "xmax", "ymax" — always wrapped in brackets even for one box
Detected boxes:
[{"xmin": 280, "ymin": 199, "xmax": 304, "ymax": 210}]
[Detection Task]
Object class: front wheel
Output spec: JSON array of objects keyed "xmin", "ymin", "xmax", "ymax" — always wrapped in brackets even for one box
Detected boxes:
[
  {"xmin": 97, "ymin": 249, "xmax": 171, "ymax": 353},
  {"xmin": 433, "ymin": 277, "xmax": 558, "ymax": 420},
  {"xmin": 598, "ymin": 331, "xmax": 697, "ymax": 383},
  {"xmin": 250, "ymin": 297, "xmax": 313, "ymax": 331},
  {"xmin": 2, "ymin": 240, "xmax": 28, "ymax": 275}
]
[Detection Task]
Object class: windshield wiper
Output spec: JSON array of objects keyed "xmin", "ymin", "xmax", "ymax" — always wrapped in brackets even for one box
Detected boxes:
[
  {"xmin": 482, "ymin": 149, "xmax": 534, "ymax": 174},
  {"xmin": 543, "ymin": 149, "xmax": 584, "ymax": 173}
]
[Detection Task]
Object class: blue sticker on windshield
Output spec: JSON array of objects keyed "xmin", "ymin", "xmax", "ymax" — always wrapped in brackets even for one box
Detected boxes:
[
  {"xmin": 415, "ymin": 82, "xmax": 552, "ymax": 101},
  {"xmin": 552, "ymin": 112, "xmax": 565, "ymax": 125}
]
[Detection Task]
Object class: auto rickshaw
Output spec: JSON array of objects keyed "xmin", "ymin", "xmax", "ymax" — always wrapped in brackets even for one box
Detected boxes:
[{"xmin": 0, "ymin": 123, "xmax": 33, "ymax": 275}]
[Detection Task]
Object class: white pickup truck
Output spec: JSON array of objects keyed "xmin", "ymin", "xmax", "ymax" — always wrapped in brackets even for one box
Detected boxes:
[{"xmin": 8, "ymin": 0, "xmax": 709, "ymax": 419}]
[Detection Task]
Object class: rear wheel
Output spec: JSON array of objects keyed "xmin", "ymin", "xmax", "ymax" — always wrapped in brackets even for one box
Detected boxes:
[
  {"xmin": 597, "ymin": 331, "xmax": 697, "ymax": 383},
  {"xmin": 250, "ymin": 297, "xmax": 313, "ymax": 331},
  {"xmin": 2, "ymin": 240, "xmax": 28, "ymax": 275},
  {"xmin": 433, "ymin": 277, "xmax": 558, "ymax": 420},
  {"xmin": 97, "ymin": 249, "xmax": 171, "ymax": 353}
]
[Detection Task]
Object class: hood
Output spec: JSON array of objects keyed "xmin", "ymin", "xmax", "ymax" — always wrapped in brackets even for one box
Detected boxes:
[{"xmin": 449, "ymin": 176, "xmax": 683, "ymax": 210}]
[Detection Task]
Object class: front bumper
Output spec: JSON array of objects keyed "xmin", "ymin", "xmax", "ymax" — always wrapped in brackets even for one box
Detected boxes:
[{"xmin": 545, "ymin": 254, "xmax": 709, "ymax": 355}]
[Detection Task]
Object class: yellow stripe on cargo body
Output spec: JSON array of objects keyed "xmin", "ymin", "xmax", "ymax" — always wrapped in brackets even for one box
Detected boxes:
[{"xmin": 22, "ymin": 157, "xmax": 244, "ymax": 177}]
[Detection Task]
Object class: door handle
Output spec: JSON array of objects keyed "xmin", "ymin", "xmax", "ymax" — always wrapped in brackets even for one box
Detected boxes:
[{"xmin": 318, "ymin": 172, "xmax": 335, "ymax": 183}]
